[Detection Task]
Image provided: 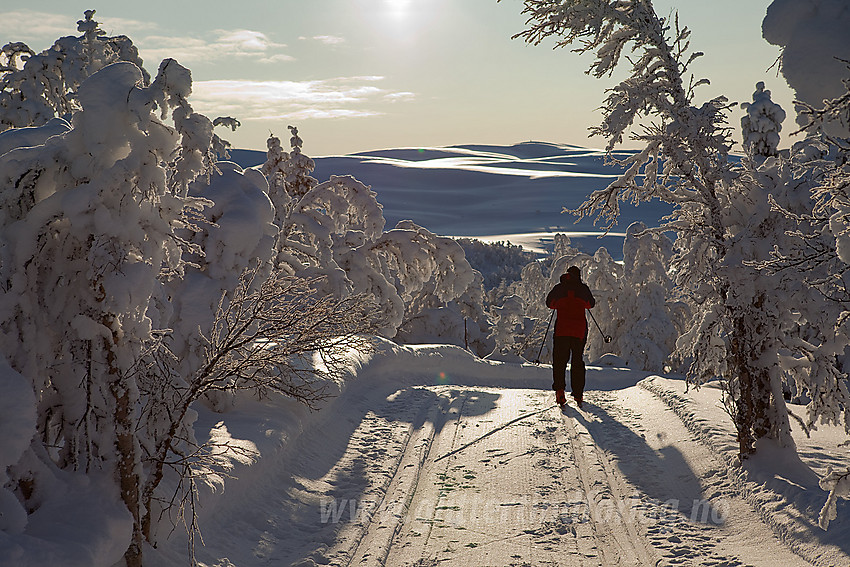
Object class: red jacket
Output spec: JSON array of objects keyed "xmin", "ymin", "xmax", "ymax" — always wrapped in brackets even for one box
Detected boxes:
[{"xmin": 546, "ymin": 274, "xmax": 595, "ymax": 338}]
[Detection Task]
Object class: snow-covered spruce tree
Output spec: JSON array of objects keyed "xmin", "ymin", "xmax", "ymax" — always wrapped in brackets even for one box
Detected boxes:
[
  {"xmin": 740, "ymin": 81, "xmax": 786, "ymax": 159},
  {"xmin": 581, "ymin": 246, "xmax": 623, "ymax": 361},
  {"xmin": 510, "ymin": 0, "xmax": 801, "ymax": 456},
  {"xmin": 285, "ymin": 125, "xmax": 319, "ymax": 199},
  {"xmin": 0, "ymin": 10, "xmax": 146, "ymax": 132},
  {"xmin": 486, "ymin": 295, "xmax": 528, "ymax": 360},
  {"xmin": 259, "ymin": 125, "xmax": 318, "ymax": 224},
  {"xmin": 260, "ymin": 133, "xmax": 292, "ymax": 223},
  {"xmin": 617, "ymin": 221, "xmax": 683, "ymax": 371}
]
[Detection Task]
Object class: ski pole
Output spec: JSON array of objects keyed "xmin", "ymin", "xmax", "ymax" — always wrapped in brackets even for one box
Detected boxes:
[
  {"xmin": 534, "ymin": 310, "xmax": 555, "ymax": 364},
  {"xmin": 589, "ymin": 310, "xmax": 612, "ymax": 343}
]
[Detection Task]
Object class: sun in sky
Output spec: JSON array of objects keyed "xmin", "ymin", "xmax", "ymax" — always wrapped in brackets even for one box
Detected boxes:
[{"xmin": 386, "ymin": 0, "xmax": 413, "ymax": 18}]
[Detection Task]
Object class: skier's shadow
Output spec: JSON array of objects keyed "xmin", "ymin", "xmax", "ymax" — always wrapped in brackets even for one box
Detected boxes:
[{"xmin": 566, "ymin": 401, "xmax": 724, "ymax": 525}]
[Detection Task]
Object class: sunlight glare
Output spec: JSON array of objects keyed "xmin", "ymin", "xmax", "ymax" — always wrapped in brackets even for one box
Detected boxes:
[{"xmin": 386, "ymin": 0, "xmax": 413, "ymax": 20}]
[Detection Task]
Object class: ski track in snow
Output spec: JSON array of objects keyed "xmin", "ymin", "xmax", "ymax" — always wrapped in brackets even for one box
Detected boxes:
[
  {"xmin": 639, "ymin": 377, "xmax": 850, "ymax": 566},
  {"xmin": 192, "ymin": 379, "xmax": 835, "ymax": 567}
]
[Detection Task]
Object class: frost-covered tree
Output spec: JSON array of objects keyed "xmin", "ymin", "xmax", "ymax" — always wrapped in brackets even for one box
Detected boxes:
[
  {"xmin": 581, "ymin": 247, "xmax": 623, "ymax": 360},
  {"xmin": 771, "ymin": 74, "xmax": 850, "ymax": 527},
  {"xmin": 511, "ymin": 260, "xmax": 550, "ymax": 320},
  {"xmin": 0, "ymin": 16, "xmax": 383, "ymax": 566},
  {"xmin": 261, "ymin": 133, "xmax": 292, "ymax": 224},
  {"xmin": 456, "ymin": 237, "xmax": 537, "ymax": 291},
  {"xmin": 260, "ymin": 125, "xmax": 318, "ymax": 225},
  {"xmin": 261, "ymin": 136, "xmax": 481, "ymax": 340},
  {"xmin": 0, "ymin": 10, "xmax": 146, "ymax": 132},
  {"xmin": 617, "ymin": 222, "xmax": 683, "ymax": 371},
  {"xmin": 486, "ymin": 295, "xmax": 528, "ymax": 360},
  {"xmin": 453, "ymin": 270, "xmax": 495, "ymax": 356},
  {"xmin": 285, "ymin": 125, "xmax": 319, "ymax": 199},
  {"xmin": 510, "ymin": 0, "xmax": 809, "ymax": 457},
  {"xmin": 372, "ymin": 220, "xmax": 477, "ymax": 337},
  {"xmin": 741, "ymin": 82, "xmax": 786, "ymax": 158},
  {"xmin": 492, "ymin": 260, "xmax": 549, "ymax": 360},
  {"xmin": 396, "ymin": 270, "xmax": 493, "ymax": 356},
  {"xmin": 0, "ymin": 59, "xmax": 211, "ymax": 566}
]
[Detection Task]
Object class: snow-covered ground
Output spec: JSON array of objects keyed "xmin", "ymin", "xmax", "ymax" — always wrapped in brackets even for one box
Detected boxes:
[
  {"xmin": 3, "ymin": 142, "xmax": 847, "ymax": 566},
  {"xmin": 124, "ymin": 142, "xmax": 847, "ymax": 567},
  {"xmin": 150, "ymin": 339, "xmax": 850, "ymax": 567}
]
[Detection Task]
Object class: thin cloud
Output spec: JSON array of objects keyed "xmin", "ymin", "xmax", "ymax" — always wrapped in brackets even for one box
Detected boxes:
[
  {"xmin": 137, "ymin": 29, "xmax": 291, "ymax": 65},
  {"xmin": 384, "ymin": 92, "xmax": 415, "ymax": 103},
  {"xmin": 216, "ymin": 30, "xmax": 286, "ymax": 51},
  {"xmin": 312, "ymin": 35, "xmax": 346, "ymax": 45},
  {"xmin": 94, "ymin": 16, "xmax": 159, "ymax": 36},
  {"xmin": 0, "ymin": 10, "xmax": 155, "ymax": 48},
  {"xmin": 262, "ymin": 108, "xmax": 379, "ymax": 120},
  {"xmin": 258, "ymin": 53, "xmax": 297, "ymax": 64},
  {"xmin": 190, "ymin": 77, "xmax": 412, "ymax": 121},
  {"xmin": 0, "ymin": 11, "xmax": 76, "ymax": 42}
]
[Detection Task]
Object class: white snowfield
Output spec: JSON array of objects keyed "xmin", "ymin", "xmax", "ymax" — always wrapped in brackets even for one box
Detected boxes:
[
  {"xmin": 230, "ymin": 141, "xmax": 671, "ymax": 260},
  {"xmin": 153, "ymin": 339, "xmax": 849, "ymax": 567}
]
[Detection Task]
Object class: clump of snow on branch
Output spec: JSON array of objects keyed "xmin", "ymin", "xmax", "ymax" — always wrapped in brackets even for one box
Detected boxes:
[
  {"xmin": 762, "ymin": 0, "xmax": 850, "ymax": 135},
  {"xmin": 819, "ymin": 467, "xmax": 850, "ymax": 530}
]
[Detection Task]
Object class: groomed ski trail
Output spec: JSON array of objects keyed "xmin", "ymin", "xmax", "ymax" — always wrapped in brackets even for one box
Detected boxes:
[
  {"xmin": 338, "ymin": 386, "xmax": 807, "ymax": 567},
  {"xmin": 190, "ymin": 381, "xmax": 819, "ymax": 567}
]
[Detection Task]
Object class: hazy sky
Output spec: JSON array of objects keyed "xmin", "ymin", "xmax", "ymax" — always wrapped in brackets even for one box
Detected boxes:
[{"xmin": 2, "ymin": 1, "xmax": 794, "ymax": 156}]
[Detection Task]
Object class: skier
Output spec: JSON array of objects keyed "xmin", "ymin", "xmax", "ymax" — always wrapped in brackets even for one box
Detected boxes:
[{"xmin": 546, "ymin": 265, "xmax": 595, "ymax": 408}]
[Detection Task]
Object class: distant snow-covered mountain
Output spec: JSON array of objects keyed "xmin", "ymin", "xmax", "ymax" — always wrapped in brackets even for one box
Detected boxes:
[{"xmin": 230, "ymin": 141, "xmax": 672, "ymax": 259}]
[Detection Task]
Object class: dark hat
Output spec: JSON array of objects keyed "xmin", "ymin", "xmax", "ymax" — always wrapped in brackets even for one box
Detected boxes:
[{"xmin": 567, "ymin": 265, "xmax": 581, "ymax": 278}]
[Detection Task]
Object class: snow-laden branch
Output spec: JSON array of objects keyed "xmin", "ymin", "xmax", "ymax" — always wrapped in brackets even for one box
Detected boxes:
[{"xmin": 819, "ymin": 467, "xmax": 850, "ymax": 530}]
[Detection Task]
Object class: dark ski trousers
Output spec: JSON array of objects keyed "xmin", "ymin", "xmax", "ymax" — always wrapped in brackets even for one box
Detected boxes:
[{"xmin": 552, "ymin": 335, "xmax": 586, "ymax": 399}]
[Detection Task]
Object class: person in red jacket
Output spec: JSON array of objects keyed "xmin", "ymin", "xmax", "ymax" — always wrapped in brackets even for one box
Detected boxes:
[{"xmin": 546, "ymin": 265, "xmax": 595, "ymax": 408}]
